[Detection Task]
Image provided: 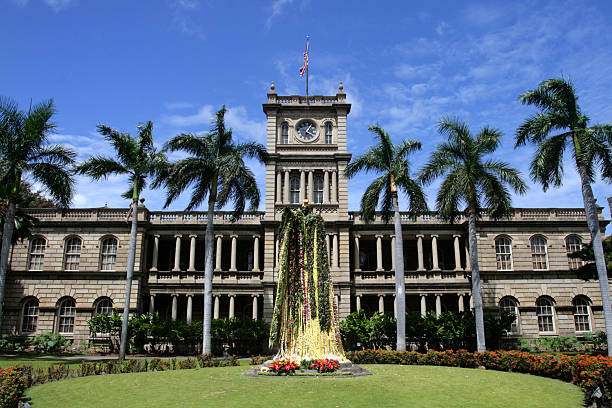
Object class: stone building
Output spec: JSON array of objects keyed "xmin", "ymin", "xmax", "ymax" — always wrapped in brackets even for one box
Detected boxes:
[{"xmin": 2, "ymin": 84, "xmax": 609, "ymax": 344}]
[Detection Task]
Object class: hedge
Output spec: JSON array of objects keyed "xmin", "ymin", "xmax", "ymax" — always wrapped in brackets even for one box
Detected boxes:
[{"xmin": 348, "ymin": 349, "xmax": 611, "ymax": 405}]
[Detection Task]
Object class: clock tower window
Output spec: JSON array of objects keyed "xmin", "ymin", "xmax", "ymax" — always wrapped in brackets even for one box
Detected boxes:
[
  {"xmin": 290, "ymin": 177, "xmax": 300, "ymax": 204},
  {"xmin": 314, "ymin": 177, "xmax": 324, "ymax": 204},
  {"xmin": 325, "ymin": 123, "xmax": 333, "ymax": 144},
  {"xmin": 280, "ymin": 124, "xmax": 289, "ymax": 144}
]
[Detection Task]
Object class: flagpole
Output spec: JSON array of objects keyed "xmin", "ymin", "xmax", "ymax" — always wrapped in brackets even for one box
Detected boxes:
[{"xmin": 306, "ymin": 35, "xmax": 309, "ymax": 105}]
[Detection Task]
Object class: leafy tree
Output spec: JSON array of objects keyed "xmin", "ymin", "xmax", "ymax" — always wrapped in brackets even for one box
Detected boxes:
[
  {"xmin": 418, "ymin": 117, "xmax": 526, "ymax": 352},
  {"xmin": 345, "ymin": 125, "xmax": 428, "ymax": 352},
  {"xmin": 0, "ymin": 98, "xmax": 76, "ymax": 326},
  {"xmin": 570, "ymin": 235, "xmax": 612, "ymax": 280},
  {"xmin": 515, "ymin": 77, "xmax": 612, "ymax": 355},
  {"xmin": 156, "ymin": 106, "xmax": 267, "ymax": 355},
  {"xmin": 75, "ymin": 121, "xmax": 167, "ymax": 360}
]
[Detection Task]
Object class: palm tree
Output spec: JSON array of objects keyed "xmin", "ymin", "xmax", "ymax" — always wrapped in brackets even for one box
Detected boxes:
[
  {"xmin": 0, "ymin": 97, "xmax": 76, "ymax": 327},
  {"xmin": 418, "ymin": 117, "xmax": 526, "ymax": 352},
  {"xmin": 157, "ymin": 106, "xmax": 267, "ymax": 355},
  {"xmin": 345, "ymin": 125, "xmax": 428, "ymax": 352},
  {"xmin": 75, "ymin": 121, "xmax": 167, "ymax": 360},
  {"xmin": 516, "ymin": 77, "xmax": 612, "ymax": 355}
]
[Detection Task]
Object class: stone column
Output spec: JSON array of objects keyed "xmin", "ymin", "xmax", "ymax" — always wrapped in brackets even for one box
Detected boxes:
[
  {"xmin": 416, "ymin": 234, "xmax": 425, "ymax": 271},
  {"xmin": 150, "ymin": 234, "xmax": 160, "ymax": 271},
  {"xmin": 276, "ymin": 172, "xmax": 282, "ymax": 204},
  {"xmin": 284, "ymin": 170, "xmax": 290, "ymax": 204},
  {"xmin": 171, "ymin": 295, "xmax": 178, "ymax": 321},
  {"xmin": 229, "ymin": 295, "xmax": 235, "ymax": 318},
  {"xmin": 332, "ymin": 233, "xmax": 339, "ymax": 268},
  {"xmin": 420, "ymin": 294, "xmax": 427, "ymax": 317},
  {"xmin": 173, "ymin": 235, "xmax": 182, "ymax": 271},
  {"xmin": 252, "ymin": 295, "xmax": 258, "ymax": 320},
  {"xmin": 308, "ymin": 171, "xmax": 314, "ymax": 203},
  {"xmin": 376, "ymin": 235, "xmax": 383, "ymax": 271},
  {"xmin": 391, "ymin": 235, "xmax": 396, "ymax": 271},
  {"xmin": 186, "ymin": 295, "xmax": 193, "ymax": 324},
  {"xmin": 469, "ymin": 295, "xmax": 474, "ymax": 310},
  {"xmin": 356, "ymin": 295, "xmax": 361, "ymax": 311},
  {"xmin": 252, "ymin": 235, "xmax": 260, "ymax": 272},
  {"xmin": 431, "ymin": 235, "xmax": 440, "ymax": 271},
  {"xmin": 299, "ymin": 170, "xmax": 306, "ymax": 203},
  {"xmin": 458, "ymin": 294, "xmax": 465, "ymax": 312},
  {"xmin": 435, "ymin": 294, "xmax": 442, "ymax": 317},
  {"xmin": 149, "ymin": 294, "xmax": 155, "ymax": 314},
  {"xmin": 379, "ymin": 295, "xmax": 385, "ymax": 314},
  {"xmin": 323, "ymin": 171, "xmax": 330, "ymax": 204},
  {"xmin": 353, "ymin": 234, "xmax": 361, "ymax": 271},
  {"xmin": 331, "ymin": 170, "xmax": 337, "ymax": 203},
  {"xmin": 213, "ymin": 295, "xmax": 220, "ymax": 319},
  {"xmin": 215, "ymin": 235, "xmax": 222, "ymax": 271},
  {"xmin": 188, "ymin": 234, "xmax": 197, "ymax": 271},
  {"xmin": 453, "ymin": 234, "xmax": 462, "ymax": 271},
  {"xmin": 465, "ymin": 245, "xmax": 471, "ymax": 271},
  {"xmin": 230, "ymin": 235, "xmax": 237, "ymax": 271},
  {"xmin": 326, "ymin": 235, "xmax": 331, "ymax": 264}
]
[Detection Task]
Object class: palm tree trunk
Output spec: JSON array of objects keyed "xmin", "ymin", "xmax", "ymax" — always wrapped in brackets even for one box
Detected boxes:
[
  {"xmin": 392, "ymin": 193, "xmax": 406, "ymax": 351},
  {"xmin": 468, "ymin": 205, "xmax": 486, "ymax": 352},
  {"xmin": 0, "ymin": 199, "xmax": 16, "ymax": 327},
  {"xmin": 119, "ymin": 199, "xmax": 138, "ymax": 360},
  {"xmin": 576, "ymin": 163, "xmax": 612, "ymax": 355},
  {"xmin": 202, "ymin": 188, "xmax": 216, "ymax": 355}
]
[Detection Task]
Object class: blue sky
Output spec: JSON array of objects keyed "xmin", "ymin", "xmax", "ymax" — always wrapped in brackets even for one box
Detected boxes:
[{"xmin": 2, "ymin": 0, "xmax": 611, "ymax": 221}]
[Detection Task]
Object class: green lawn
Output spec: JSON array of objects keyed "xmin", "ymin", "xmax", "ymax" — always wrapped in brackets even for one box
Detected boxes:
[
  {"xmin": 0, "ymin": 357, "xmax": 85, "ymax": 368},
  {"xmin": 24, "ymin": 365, "xmax": 584, "ymax": 408}
]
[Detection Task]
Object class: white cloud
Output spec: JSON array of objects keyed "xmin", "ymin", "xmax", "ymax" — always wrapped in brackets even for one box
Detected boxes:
[
  {"xmin": 168, "ymin": 0, "xmax": 205, "ymax": 40},
  {"xmin": 266, "ymin": 0, "xmax": 294, "ymax": 29},
  {"xmin": 12, "ymin": 0, "xmax": 73, "ymax": 10},
  {"xmin": 162, "ymin": 105, "xmax": 215, "ymax": 127}
]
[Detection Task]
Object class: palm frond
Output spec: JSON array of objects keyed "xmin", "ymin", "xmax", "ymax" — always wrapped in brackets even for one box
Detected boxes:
[
  {"xmin": 527, "ymin": 133, "xmax": 568, "ymax": 191},
  {"xmin": 29, "ymin": 162, "xmax": 74, "ymax": 207},
  {"xmin": 74, "ymin": 156, "xmax": 129, "ymax": 180},
  {"xmin": 359, "ymin": 174, "xmax": 386, "ymax": 223}
]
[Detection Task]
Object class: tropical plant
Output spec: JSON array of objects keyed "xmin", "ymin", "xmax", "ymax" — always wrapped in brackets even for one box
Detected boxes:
[
  {"xmin": 0, "ymin": 98, "xmax": 76, "ymax": 327},
  {"xmin": 75, "ymin": 121, "xmax": 167, "ymax": 360},
  {"xmin": 570, "ymin": 235, "xmax": 612, "ymax": 280},
  {"xmin": 515, "ymin": 77, "xmax": 612, "ymax": 355},
  {"xmin": 345, "ymin": 125, "xmax": 428, "ymax": 351},
  {"xmin": 339, "ymin": 310, "xmax": 396, "ymax": 351},
  {"xmin": 418, "ymin": 117, "xmax": 527, "ymax": 352},
  {"xmin": 156, "ymin": 106, "xmax": 267, "ymax": 355}
]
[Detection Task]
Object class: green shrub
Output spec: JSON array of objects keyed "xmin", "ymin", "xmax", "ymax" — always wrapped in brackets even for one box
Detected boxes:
[
  {"xmin": 0, "ymin": 367, "xmax": 27, "ymax": 408},
  {"xmin": 339, "ymin": 310, "xmax": 396, "ymax": 350},
  {"xmin": 30, "ymin": 333, "xmax": 71, "ymax": 353},
  {"xmin": 0, "ymin": 335, "xmax": 30, "ymax": 353}
]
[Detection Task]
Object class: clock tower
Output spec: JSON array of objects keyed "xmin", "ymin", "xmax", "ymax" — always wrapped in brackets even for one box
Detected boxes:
[{"xmin": 261, "ymin": 82, "xmax": 353, "ymax": 320}]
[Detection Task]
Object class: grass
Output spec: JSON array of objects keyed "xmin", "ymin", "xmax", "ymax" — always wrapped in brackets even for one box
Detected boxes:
[{"xmin": 24, "ymin": 365, "xmax": 584, "ymax": 408}]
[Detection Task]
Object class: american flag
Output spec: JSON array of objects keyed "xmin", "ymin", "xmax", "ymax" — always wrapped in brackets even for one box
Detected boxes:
[{"xmin": 299, "ymin": 47, "xmax": 308, "ymax": 77}]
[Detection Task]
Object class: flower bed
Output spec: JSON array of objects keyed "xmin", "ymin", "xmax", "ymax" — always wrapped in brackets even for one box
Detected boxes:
[
  {"xmin": 348, "ymin": 350, "xmax": 612, "ymax": 404},
  {"xmin": 268, "ymin": 360, "xmax": 300, "ymax": 375},
  {"xmin": 0, "ymin": 356, "xmax": 238, "ymax": 408},
  {"xmin": 309, "ymin": 359, "xmax": 341, "ymax": 373}
]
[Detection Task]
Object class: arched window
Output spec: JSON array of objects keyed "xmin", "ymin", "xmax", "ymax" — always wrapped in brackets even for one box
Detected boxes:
[
  {"xmin": 28, "ymin": 237, "xmax": 46, "ymax": 271},
  {"xmin": 566, "ymin": 236, "xmax": 583, "ymax": 270},
  {"xmin": 100, "ymin": 237, "xmax": 118, "ymax": 271},
  {"xmin": 536, "ymin": 297, "xmax": 555, "ymax": 333},
  {"xmin": 94, "ymin": 298, "xmax": 113, "ymax": 316},
  {"xmin": 325, "ymin": 123, "xmax": 333, "ymax": 144},
  {"xmin": 21, "ymin": 298, "xmax": 39, "ymax": 334},
  {"xmin": 280, "ymin": 124, "xmax": 289, "ymax": 144},
  {"xmin": 573, "ymin": 297, "xmax": 591, "ymax": 332},
  {"xmin": 58, "ymin": 298, "xmax": 76, "ymax": 334},
  {"xmin": 530, "ymin": 236, "xmax": 548, "ymax": 270},
  {"xmin": 499, "ymin": 297, "xmax": 519, "ymax": 334},
  {"xmin": 314, "ymin": 177, "xmax": 324, "ymax": 204},
  {"xmin": 495, "ymin": 237, "xmax": 512, "ymax": 271},
  {"xmin": 290, "ymin": 177, "xmax": 300, "ymax": 204},
  {"xmin": 64, "ymin": 237, "xmax": 82, "ymax": 271}
]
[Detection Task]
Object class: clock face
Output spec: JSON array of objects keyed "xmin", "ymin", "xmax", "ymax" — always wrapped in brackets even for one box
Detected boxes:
[{"xmin": 296, "ymin": 121, "xmax": 317, "ymax": 141}]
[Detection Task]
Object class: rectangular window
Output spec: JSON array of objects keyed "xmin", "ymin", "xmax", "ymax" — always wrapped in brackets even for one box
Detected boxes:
[
  {"xmin": 325, "ymin": 124, "xmax": 333, "ymax": 144},
  {"xmin": 29, "ymin": 238, "xmax": 46, "ymax": 271},
  {"xmin": 290, "ymin": 178, "xmax": 300, "ymax": 204},
  {"xmin": 574, "ymin": 299, "xmax": 591, "ymax": 332},
  {"xmin": 65, "ymin": 238, "xmax": 82, "ymax": 271},
  {"xmin": 281, "ymin": 124, "xmax": 289, "ymax": 144},
  {"xmin": 101, "ymin": 238, "xmax": 118, "ymax": 271},
  {"xmin": 495, "ymin": 238, "xmax": 512, "ymax": 270},
  {"xmin": 566, "ymin": 237, "xmax": 583, "ymax": 270},
  {"xmin": 314, "ymin": 178, "xmax": 324, "ymax": 204},
  {"xmin": 531, "ymin": 237, "xmax": 548, "ymax": 270},
  {"xmin": 537, "ymin": 301, "xmax": 554, "ymax": 332}
]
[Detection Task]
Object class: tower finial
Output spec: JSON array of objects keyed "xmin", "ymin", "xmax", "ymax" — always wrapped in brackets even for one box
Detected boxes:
[
  {"xmin": 270, "ymin": 81, "xmax": 275, "ymax": 92},
  {"xmin": 339, "ymin": 81, "xmax": 343, "ymax": 91}
]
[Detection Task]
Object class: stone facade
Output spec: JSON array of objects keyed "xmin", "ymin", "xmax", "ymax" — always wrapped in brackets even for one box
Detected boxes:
[{"xmin": 2, "ymin": 85, "xmax": 609, "ymax": 344}]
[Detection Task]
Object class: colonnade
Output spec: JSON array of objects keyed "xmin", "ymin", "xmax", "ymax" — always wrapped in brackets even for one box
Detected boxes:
[
  {"xmin": 275, "ymin": 169, "xmax": 338, "ymax": 204},
  {"xmin": 275, "ymin": 232, "xmax": 340, "ymax": 268},
  {"xmin": 149, "ymin": 234, "xmax": 261, "ymax": 272},
  {"xmin": 149, "ymin": 294, "xmax": 261, "ymax": 322},
  {"xmin": 353, "ymin": 234, "xmax": 471, "ymax": 272},
  {"xmin": 355, "ymin": 293, "xmax": 470, "ymax": 318}
]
